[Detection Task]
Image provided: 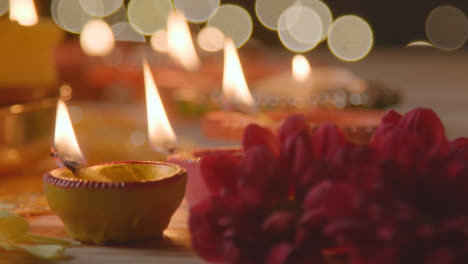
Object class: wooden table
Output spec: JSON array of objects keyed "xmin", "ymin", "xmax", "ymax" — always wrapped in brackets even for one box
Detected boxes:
[{"xmin": 1, "ymin": 48, "xmax": 468, "ymax": 263}]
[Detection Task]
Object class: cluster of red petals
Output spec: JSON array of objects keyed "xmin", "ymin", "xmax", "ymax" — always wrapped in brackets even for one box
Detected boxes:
[{"xmin": 189, "ymin": 108, "xmax": 468, "ymax": 264}]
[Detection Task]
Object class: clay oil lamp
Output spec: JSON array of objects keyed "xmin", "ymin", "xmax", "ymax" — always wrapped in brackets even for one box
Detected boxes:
[
  {"xmin": 201, "ymin": 49, "xmax": 387, "ymax": 144},
  {"xmin": 44, "ymin": 89, "xmax": 186, "ymax": 244}
]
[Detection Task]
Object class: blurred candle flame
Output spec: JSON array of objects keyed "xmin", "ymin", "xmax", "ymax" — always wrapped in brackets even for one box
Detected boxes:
[
  {"xmin": 143, "ymin": 58, "xmax": 177, "ymax": 155},
  {"xmin": 9, "ymin": 0, "xmax": 38, "ymax": 26},
  {"xmin": 54, "ymin": 99, "xmax": 86, "ymax": 166},
  {"xmin": 222, "ymin": 38, "xmax": 256, "ymax": 112},
  {"xmin": 292, "ymin": 54, "xmax": 311, "ymax": 83},
  {"xmin": 80, "ymin": 19, "xmax": 115, "ymax": 57},
  {"xmin": 167, "ymin": 11, "xmax": 200, "ymax": 72}
]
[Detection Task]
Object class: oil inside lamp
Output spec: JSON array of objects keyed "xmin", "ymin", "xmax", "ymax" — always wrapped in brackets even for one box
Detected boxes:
[
  {"xmin": 222, "ymin": 38, "xmax": 257, "ymax": 113},
  {"xmin": 9, "ymin": 0, "xmax": 38, "ymax": 26},
  {"xmin": 167, "ymin": 11, "xmax": 200, "ymax": 72},
  {"xmin": 52, "ymin": 99, "xmax": 86, "ymax": 174},
  {"xmin": 143, "ymin": 58, "xmax": 177, "ymax": 155}
]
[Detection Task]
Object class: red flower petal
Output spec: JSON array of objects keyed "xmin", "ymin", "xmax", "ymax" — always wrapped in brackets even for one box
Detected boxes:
[
  {"xmin": 400, "ymin": 108, "xmax": 446, "ymax": 146},
  {"xmin": 201, "ymin": 153, "xmax": 241, "ymax": 197},
  {"xmin": 265, "ymin": 243, "xmax": 293, "ymax": 264},
  {"xmin": 189, "ymin": 199, "xmax": 224, "ymax": 263},
  {"xmin": 324, "ymin": 183, "xmax": 359, "ymax": 219},
  {"xmin": 243, "ymin": 124, "xmax": 280, "ymax": 157},
  {"xmin": 310, "ymin": 123, "xmax": 347, "ymax": 160},
  {"xmin": 262, "ymin": 211, "xmax": 297, "ymax": 239},
  {"xmin": 370, "ymin": 109, "xmax": 402, "ymax": 145},
  {"xmin": 278, "ymin": 115, "xmax": 309, "ymax": 144}
]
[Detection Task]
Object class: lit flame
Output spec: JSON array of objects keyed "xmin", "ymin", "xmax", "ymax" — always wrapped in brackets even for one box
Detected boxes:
[
  {"xmin": 143, "ymin": 58, "xmax": 177, "ymax": 154},
  {"xmin": 222, "ymin": 38, "xmax": 256, "ymax": 112},
  {"xmin": 292, "ymin": 54, "xmax": 311, "ymax": 83},
  {"xmin": 54, "ymin": 99, "xmax": 85, "ymax": 166},
  {"xmin": 80, "ymin": 19, "xmax": 115, "ymax": 57},
  {"xmin": 9, "ymin": 0, "xmax": 38, "ymax": 26},
  {"xmin": 167, "ymin": 11, "xmax": 200, "ymax": 72}
]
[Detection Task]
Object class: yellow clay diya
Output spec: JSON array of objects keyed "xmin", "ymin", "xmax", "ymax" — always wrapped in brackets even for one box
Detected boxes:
[{"xmin": 43, "ymin": 161, "xmax": 186, "ymax": 244}]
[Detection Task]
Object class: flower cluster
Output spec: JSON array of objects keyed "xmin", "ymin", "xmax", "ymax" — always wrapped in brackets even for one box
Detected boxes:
[{"xmin": 189, "ymin": 108, "xmax": 468, "ymax": 264}]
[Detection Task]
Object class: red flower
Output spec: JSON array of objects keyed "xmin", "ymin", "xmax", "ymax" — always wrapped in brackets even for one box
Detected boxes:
[{"xmin": 189, "ymin": 108, "xmax": 468, "ymax": 264}]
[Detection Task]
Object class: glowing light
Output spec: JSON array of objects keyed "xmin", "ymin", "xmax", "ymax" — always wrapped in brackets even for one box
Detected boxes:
[
  {"xmin": 222, "ymin": 38, "xmax": 256, "ymax": 112},
  {"xmin": 104, "ymin": 5, "xmax": 127, "ymax": 25},
  {"xmin": 299, "ymin": 0, "xmax": 332, "ymax": 41},
  {"xmin": 79, "ymin": 0, "xmax": 123, "ymax": 17},
  {"xmin": 278, "ymin": 5, "xmax": 322, "ymax": 52},
  {"xmin": 151, "ymin": 30, "xmax": 168, "ymax": 53},
  {"xmin": 207, "ymin": 4, "xmax": 253, "ymax": 48},
  {"xmin": 255, "ymin": 0, "xmax": 296, "ymax": 30},
  {"xmin": 0, "ymin": 0, "xmax": 9, "ymax": 16},
  {"xmin": 127, "ymin": 0, "xmax": 173, "ymax": 36},
  {"xmin": 80, "ymin": 19, "xmax": 115, "ymax": 57},
  {"xmin": 167, "ymin": 11, "xmax": 201, "ymax": 71},
  {"xmin": 60, "ymin": 84, "xmax": 72, "ymax": 101},
  {"xmin": 197, "ymin": 26, "xmax": 225, "ymax": 52},
  {"xmin": 9, "ymin": 0, "xmax": 38, "ymax": 26},
  {"xmin": 327, "ymin": 15, "xmax": 374, "ymax": 62},
  {"xmin": 406, "ymin": 40, "xmax": 433, "ymax": 48},
  {"xmin": 130, "ymin": 130, "xmax": 146, "ymax": 147},
  {"xmin": 54, "ymin": 99, "xmax": 85, "ymax": 166},
  {"xmin": 174, "ymin": 0, "xmax": 219, "ymax": 23},
  {"xmin": 292, "ymin": 54, "xmax": 311, "ymax": 83},
  {"xmin": 54, "ymin": 0, "xmax": 92, "ymax": 34},
  {"xmin": 285, "ymin": 4, "xmax": 322, "ymax": 46},
  {"xmin": 143, "ymin": 58, "xmax": 177, "ymax": 154},
  {"xmin": 426, "ymin": 5, "xmax": 468, "ymax": 51},
  {"xmin": 111, "ymin": 22, "xmax": 146, "ymax": 42}
]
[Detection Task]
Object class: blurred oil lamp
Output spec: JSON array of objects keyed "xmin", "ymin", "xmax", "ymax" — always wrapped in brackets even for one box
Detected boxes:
[
  {"xmin": 201, "ymin": 46, "xmax": 386, "ymax": 144},
  {"xmin": 44, "ymin": 99, "xmax": 186, "ymax": 244}
]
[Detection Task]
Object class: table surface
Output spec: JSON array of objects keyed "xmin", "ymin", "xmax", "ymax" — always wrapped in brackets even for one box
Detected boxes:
[{"xmin": 2, "ymin": 48, "xmax": 468, "ymax": 263}]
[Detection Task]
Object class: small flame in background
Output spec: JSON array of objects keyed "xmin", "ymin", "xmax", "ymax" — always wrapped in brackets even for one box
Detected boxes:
[
  {"xmin": 80, "ymin": 19, "xmax": 115, "ymax": 57},
  {"xmin": 9, "ymin": 0, "xmax": 37, "ymax": 26},
  {"xmin": 292, "ymin": 54, "xmax": 311, "ymax": 83},
  {"xmin": 54, "ymin": 98, "xmax": 86, "ymax": 166},
  {"xmin": 143, "ymin": 58, "xmax": 177, "ymax": 155},
  {"xmin": 167, "ymin": 11, "xmax": 200, "ymax": 71},
  {"xmin": 222, "ymin": 38, "xmax": 256, "ymax": 112}
]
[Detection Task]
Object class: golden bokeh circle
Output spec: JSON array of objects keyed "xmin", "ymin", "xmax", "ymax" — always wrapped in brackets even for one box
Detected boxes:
[
  {"xmin": 173, "ymin": 0, "xmax": 219, "ymax": 23},
  {"xmin": 255, "ymin": 0, "xmax": 296, "ymax": 30},
  {"xmin": 197, "ymin": 26, "xmax": 225, "ymax": 52},
  {"xmin": 111, "ymin": 22, "xmax": 146, "ymax": 42},
  {"xmin": 150, "ymin": 29, "xmax": 169, "ymax": 53},
  {"xmin": 327, "ymin": 15, "xmax": 374, "ymax": 62},
  {"xmin": 426, "ymin": 5, "xmax": 468, "ymax": 51},
  {"xmin": 79, "ymin": 0, "xmax": 124, "ymax": 17},
  {"xmin": 278, "ymin": 5, "xmax": 322, "ymax": 53},
  {"xmin": 55, "ymin": 0, "xmax": 92, "ymax": 34},
  {"xmin": 127, "ymin": 0, "xmax": 174, "ymax": 36},
  {"xmin": 299, "ymin": 0, "xmax": 332, "ymax": 41},
  {"xmin": 207, "ymin": 4, "xmax": 253, "ymax": 48},
  {"xmin": 80, "ymin": 19, "xmax": 115, "ymax": 56}
]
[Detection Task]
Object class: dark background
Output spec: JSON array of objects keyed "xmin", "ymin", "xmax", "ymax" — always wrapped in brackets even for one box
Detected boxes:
[{"xmin": 36, "ymin": 0, "xmax": 468, "ymax": 46}]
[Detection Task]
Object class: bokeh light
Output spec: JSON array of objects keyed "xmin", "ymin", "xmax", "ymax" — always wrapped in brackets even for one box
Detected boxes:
[
  {"xmin": 207, "ymin": 4, "xmax": 253, "ymax": 48},
  {"xmin": 255, "ymin": 0, "xmax": 296, "ymax": 30},
  {"xmin": 150, "ymin": 29, "xmax": 168, "ymax": 53},
  {"xmin": 406, "ymin": 40, "xmax": 433, "ymax": 48},
  {"xmin": 130, "ymin": 130, "xmax": 146, "ymax": 147},
  {"xmin": 327, "ymin": 15, "xmax": 374, "ymax": 62},
  {"xmin": 299, "ymin": 0, "xmax": 332, "ymax": 41},
  {"xmin": 197, "ymin": 26, "xmax": 225, "ymax": 52},
  {"xmin": 111, "ymin": 22, "xmax": 146, "ymax": 42},
  {"xmin": 426, "ymin": 5, "xmax": 468, "ymax": 51},
  {"xmin": 127, "ymin": 0, "xmax": 173, "ymax": 36},
  {"xmin": 79, "ymin": 0, "xmax": 123, "ymax": 17},
  {"xmin": 277, "ymin": 5, "xmax": 322, "ymax": 52},
  {"xmin": 103, "ymin": 5, "xmax": 127, "ymax": 25},
  {"xmin": 80, "ymin": 19, "xmax": 115, "ymax": 56},
  {"xmin": 0, "ymin": 0, "xmax": 9, "ymax": 16},
  {"xmin": 173, "ymin": 0, "xmax": 219, "ymax": 23},
  {"xmin": 54, "ymin": 0, "xmax": 92, "ymax": 34},
  {"xmin": 285, "ymin": 4, "xmax": 322, "ymax": 46},
  {"xmin": 9, "ymin": 0, "xmax": 38, "ymax": 26}
]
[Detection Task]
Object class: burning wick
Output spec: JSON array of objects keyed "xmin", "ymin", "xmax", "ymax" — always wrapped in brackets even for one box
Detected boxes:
[
  {"xmin": 142, "ymin": 57, "xmax": 178, "ymax": 155},
  {"xmin": 222, "ymin": 38, "xmax": 257, "ymax": 114},
  {"xmin": 52, "ymin": 99, "xmax": 86, "ymax": 175}
]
